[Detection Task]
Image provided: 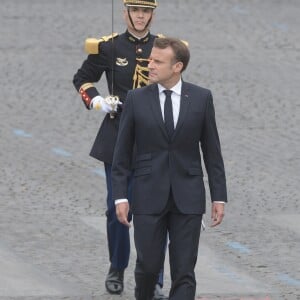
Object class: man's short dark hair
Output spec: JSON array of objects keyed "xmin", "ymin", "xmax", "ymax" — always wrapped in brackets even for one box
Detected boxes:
[{"xmin": 153, "ymin": 37, "xmax": 190, "ymax": 72}]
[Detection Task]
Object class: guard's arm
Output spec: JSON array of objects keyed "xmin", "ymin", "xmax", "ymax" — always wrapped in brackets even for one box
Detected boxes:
[{"xmin": 72, "ymin": 33, "xmax": 119, "ymax": 110}]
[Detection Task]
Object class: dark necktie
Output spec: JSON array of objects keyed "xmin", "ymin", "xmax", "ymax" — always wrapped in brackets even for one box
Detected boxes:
[{"xmin": 163, "ymin": 90, "xmax": 174, "ymax": 138}]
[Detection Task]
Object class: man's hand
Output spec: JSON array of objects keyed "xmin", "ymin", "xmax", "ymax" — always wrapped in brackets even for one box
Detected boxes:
[
  {"xmin": 115, "ymin": 202, "xmax": 131, "ymax": 227},
  {"xmin": 211, "ymin": 202, "xmax": 225, "ymax": 227}
]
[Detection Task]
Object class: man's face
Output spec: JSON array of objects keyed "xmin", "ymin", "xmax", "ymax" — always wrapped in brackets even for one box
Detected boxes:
[
  {"xmin": 124, "ymin": 7, "xmax": 154, "ymax": 33},
  {"xmin": 148, "ymin": 46, "xmax": 182, "ymax": 86}
]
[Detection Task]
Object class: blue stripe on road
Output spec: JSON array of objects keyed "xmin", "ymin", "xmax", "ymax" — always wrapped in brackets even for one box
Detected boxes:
[
  {"xmin": 13, "ymin": 129, "xmax": 32, "ymax": 138},
  {"xmin": 232, "ymin": 5, "xmax": 249, "ymax": 15},
  {"xmin": 278, "ymin": 274, "xmax": 300, "ymax": 287},
  {"xmin": 273, "ymin": 23, "xmax": 289, "ymax": 32},
  {"xmin": 226, "ymin": 241, "xmax": 251, "ymax": 254},
  {"xmin": 91, "ymin": 167, "xmax": 106, "ymax": 178},
  {"xmin": 51, "ymin": 147, "xmax": 72, "ymax": 157}
]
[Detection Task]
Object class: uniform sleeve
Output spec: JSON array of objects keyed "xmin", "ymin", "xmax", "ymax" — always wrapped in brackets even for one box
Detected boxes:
[{"xmin": 73, "ymin": 49, "xmax": 109, "ymax": 109}]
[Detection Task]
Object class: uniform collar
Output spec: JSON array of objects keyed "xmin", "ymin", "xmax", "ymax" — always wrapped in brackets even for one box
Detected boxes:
[{"xmin": 126, "ymin": 30, "xmax": 151, "ymax": 44}]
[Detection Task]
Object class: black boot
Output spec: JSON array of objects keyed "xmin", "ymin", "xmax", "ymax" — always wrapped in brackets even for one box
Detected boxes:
[
  {"xmin": 105, "ymin": 265, "xmax": 124, "ymax": 295},
  {"xmin": 153, "ymin": 284, "xmax": 168, "ymax": 300}
]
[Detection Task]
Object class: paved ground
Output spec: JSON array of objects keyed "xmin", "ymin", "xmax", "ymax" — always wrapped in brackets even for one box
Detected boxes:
[{"xmin": 0, "ymin": 0, "xmax": 299, "ymax": 299}]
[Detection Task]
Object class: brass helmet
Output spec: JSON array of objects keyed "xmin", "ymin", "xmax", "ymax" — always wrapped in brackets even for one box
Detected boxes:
[{"xmin": 123, "ymin": 0, "xmax": 157, "ymax": 9}]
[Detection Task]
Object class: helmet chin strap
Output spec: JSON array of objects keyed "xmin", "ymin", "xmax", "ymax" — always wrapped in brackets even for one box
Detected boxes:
[{"xmin": 127, "ymin": 8, "xmax": 153, "ymax": 33}]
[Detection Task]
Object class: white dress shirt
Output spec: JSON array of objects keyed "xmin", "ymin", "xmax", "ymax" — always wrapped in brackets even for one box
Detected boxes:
[{"xmin": 157, "ymin": 80, "xmax": 182, "ymax": 128}]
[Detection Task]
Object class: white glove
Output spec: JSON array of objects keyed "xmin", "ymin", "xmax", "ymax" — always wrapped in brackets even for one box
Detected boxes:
[
  {"xmin": 91, "ymin": 96, "xmax": 107, "ymax": 112},
  {"xmin": 91, "ymin": 96, "xmax": 121, "ymax": 113}
]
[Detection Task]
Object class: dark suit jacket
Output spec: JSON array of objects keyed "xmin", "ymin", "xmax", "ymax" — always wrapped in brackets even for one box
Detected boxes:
[{"xmin": 111, "ymin": 82, "xmax": 227, "ymax": 215}]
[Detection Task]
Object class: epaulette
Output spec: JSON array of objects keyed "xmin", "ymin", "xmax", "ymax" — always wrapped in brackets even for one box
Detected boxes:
[
  {"xmin": 84, "ymin": 32, "xmax": 119, "ymax": 54},
  {"xmin": 156, "ymin": 33, "xmax": 189, "ymax": 47},
  {"xmin": 181, "ymin": 39, "xmax": 189, "ymax": 47},
  {"xmin": 156, "ymin": 33, "xmax": 165, "ymax": 38}
]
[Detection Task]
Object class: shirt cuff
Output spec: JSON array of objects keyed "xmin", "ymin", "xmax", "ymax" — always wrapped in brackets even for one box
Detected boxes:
[
  {"xmin": 115, "ymin": 199, "xmax": 129, "ymax": 205},
  {"xmin": 213, "ymin": 201, "xmax": 225, "ymax": 204}
]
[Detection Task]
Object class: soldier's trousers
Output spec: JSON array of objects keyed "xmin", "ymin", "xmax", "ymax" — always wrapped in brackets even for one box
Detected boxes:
[{"xmin": 105, "ymin": 163, "xmax": 132, "ymax": 271}]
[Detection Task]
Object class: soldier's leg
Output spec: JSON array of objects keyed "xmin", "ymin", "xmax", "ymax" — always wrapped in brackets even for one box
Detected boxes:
[{"xmin": 104, "ymin": 163, "xmax": 131, "ymax": 294}]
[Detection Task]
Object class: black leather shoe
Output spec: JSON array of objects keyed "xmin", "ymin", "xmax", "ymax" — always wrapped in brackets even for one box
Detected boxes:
[
  {"xmin": 105, "ymin": 265, "xmax": 124, "ymax": 295},
  {"xmin": 153, "ymin": 283, "xmax": 168, "ymax": 300}
]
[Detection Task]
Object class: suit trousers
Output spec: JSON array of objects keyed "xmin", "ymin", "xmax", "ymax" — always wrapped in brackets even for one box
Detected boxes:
[
  {"xmin": 104, "ymin": 164, "xmax": 165, "ymax": 286},
  {"xmin": 133, "ymin": 189, "xmax": 202, "ymax": 300}
]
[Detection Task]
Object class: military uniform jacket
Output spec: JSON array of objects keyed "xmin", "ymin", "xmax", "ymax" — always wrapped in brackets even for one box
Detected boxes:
[{"xmin": 73, "ymin": 30, "xmax": 159, "ymax": 163}]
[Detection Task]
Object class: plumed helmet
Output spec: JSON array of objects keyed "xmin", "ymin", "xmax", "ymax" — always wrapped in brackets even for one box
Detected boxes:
[{"xmin": 123, "ymin": 0, "xmax": 157, "ymax": 9}]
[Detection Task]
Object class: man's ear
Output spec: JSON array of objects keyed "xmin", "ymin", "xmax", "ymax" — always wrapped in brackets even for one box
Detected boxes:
[{"xmin": 174, "ymin": 61, "xmax": 184, "ymax": 73}]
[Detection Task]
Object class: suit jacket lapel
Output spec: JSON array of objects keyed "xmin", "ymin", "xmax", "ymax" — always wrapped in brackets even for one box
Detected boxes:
[{"xmin": 149, "ymin": 84, "xmax": 169, "ymax": 140}]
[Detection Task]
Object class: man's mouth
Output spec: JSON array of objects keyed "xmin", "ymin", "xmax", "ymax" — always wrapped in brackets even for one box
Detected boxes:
[{"xmin": 149, "ymin": 72, "xmax": 155, "ymax": 76}]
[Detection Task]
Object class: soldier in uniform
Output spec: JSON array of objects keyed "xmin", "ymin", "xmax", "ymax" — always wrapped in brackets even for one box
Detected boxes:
[{"xmin": 73, "ymin": 0, "xmax": 167, "ymax": 299}]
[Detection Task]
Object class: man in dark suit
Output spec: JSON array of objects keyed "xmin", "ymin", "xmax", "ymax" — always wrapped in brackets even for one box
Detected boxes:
[{"xmin": 111, "ymin": 37, "xmax": 227, "ymax": 300}]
